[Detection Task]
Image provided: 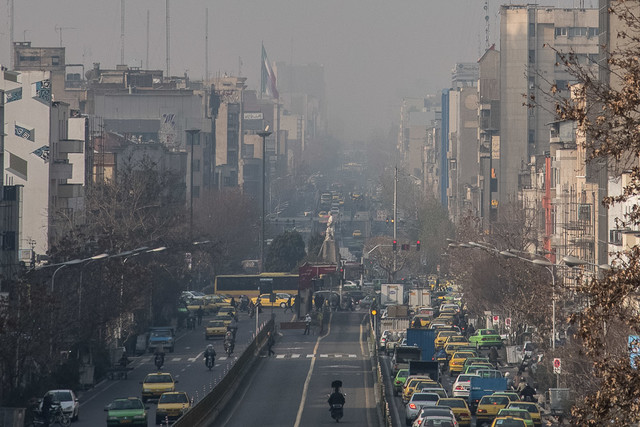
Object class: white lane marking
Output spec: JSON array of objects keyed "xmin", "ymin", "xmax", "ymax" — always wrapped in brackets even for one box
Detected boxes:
[
  {"xmin": 306, "ymin": 354, "xmax": 313, "ymax": 358},
  {"xmin": 276, "ymin": 354, "xmax": 285, "ymax": 359},
  {"xmin": 294, "ymin": 313, "xmax": 332, "ymax": 427},
  {"xmin": 320, "ymin": 354, "xmax": 328, "ymax": 358},
  {"xmin": 219, "ymin": 356, "xmax": 227, "ymax": 361},
  {"xmin": 172, "ymin": 358, "xmax": 181, "ymax": 362},
  {"xmin": 292, "ymin": 354, "xmax": 300, "ymax": 358},
  {"xmin": 188, "ymin": 358, "xmax": 197, "ymax": 362},
  {"xmin": 349, "ymin": 354, "xmax": 357, "ymax": 358},
  {"xmin": 335, "ymin": 354, "xmax": 342, "ymax": 358}
]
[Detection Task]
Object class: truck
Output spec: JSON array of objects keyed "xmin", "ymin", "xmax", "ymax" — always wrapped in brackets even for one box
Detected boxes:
[
  {"xmin": 406, "ymin": 328, "xmax": 436, "ymax": 361},
  {"xmin": 147, "ymin": 326, "xmax": 175, "ymax": 353},
  {"xmin": 391, "ymin": 345, "xmax": 422, "ymax": 377},
  {"xmin": 408, "ymin": 360, "xmax": 439, "ymax": 383},
  {"xmin": 408, "ymin": 288, "xmax": 431, "ymax": 309},
  {"xmin": 468, "ymin": 377, "xmax": 508, "ymax": 413},
  {"xmin": 381, "ymin": 284, "xmax": 404, "ymax": 306}
]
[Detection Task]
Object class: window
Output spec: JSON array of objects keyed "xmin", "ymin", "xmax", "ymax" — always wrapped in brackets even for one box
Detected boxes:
[
  {"xmin": 569, "ymin": 27, "xmax": 588, "ymax": 37},
  {"xmin": 610, "ymin": 230, "xmax": 622, "ymax": 245},
  {"xmin": 578, "ymin": 204, "xmax": 591, "ymax": 222},
  {"xmin": 555, "ymin": 27, "xmax": 567, "ymax": 37},
  {"xmin": 528, "ymin": 130, "xmax": 535, "ymax": 145},
  {"xmin": 588, "ymin": 27, "xmax": 598, "ymax": 38},
  {"xmin": 529, "ymin": 23, "xmax": 536, "ymax": 37},
  {"xmin": 51, "ymin": 56, "xmax": 60, "ymax": 66}
]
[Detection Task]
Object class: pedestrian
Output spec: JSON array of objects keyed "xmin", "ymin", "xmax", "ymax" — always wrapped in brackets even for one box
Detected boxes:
[
  {"xmin": 196, "ymin": 307, "xmax": 204, "ymax": 325},
  {"xmin": 230, "ymin": 297, "xmax": 236, "ymax": 308},
  {"xmin": 303, "ymin": 313, "xmax": 312, "ymax": 335},
  {"xmin": 267, "ymin": 331, "xmax": 275, "ymax": 356},
  {"xmin": 41, "ymin": 393, "xmax": 53, "ymax": 427},
  {"xmin": 285, "ymin": 296, "xmax": 293, "ymax": 313}
]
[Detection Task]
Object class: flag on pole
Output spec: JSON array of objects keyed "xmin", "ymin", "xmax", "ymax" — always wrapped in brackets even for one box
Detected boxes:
[{"xmin": 261, "ymin": 43, "xmax": 279, "ymax": 99}]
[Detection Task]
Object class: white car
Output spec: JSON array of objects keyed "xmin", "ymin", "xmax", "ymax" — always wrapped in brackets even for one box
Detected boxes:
[
  {"xmin": 380, "ymin": 330, "xmax": 392, "ymax": 350},
  {"xmin": 451, "ymin": 373, "xmax": 479, "ymax": 398},
  {"xmin": 181, "ymin": 290, "xmax": 206, "ymax": 300},
  {"xmin": 405, "ymin": 393, "xmax": 440, "ymax": 425},
  {"xmin": 412, "ymin": 407, "xmax": 457, "ymax": 427},
  {"xmin": 40, "ymin": 389, "xmax": 79, "ymax": 421}
]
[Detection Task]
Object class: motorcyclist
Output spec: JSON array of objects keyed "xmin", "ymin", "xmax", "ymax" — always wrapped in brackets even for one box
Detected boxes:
[
  {"xmin": 41, "ymin": 393, "xmax": 53, "ymax": 427},
  {"xmin": 224, "ymin": 331, "xmax": 235, "ymax": 354},
  {"xmin": 520, "ymin": 383, "xmax": 536, "ymax": 402},
  {"xmin": 204, "ymin": 344, "xmax": 216, "ymax": 362},
  {"xmin": 328, "ymin": 388, "xmax": 345, "ymax": 406},
  {"xmin": 118, "ymin": 350, "xmax": 130, "ymax": 368},
  {"xmin": 154, "ymin": 347, "xmax": 165, "ymax": 369},
  {"xmin": 516, "ymin": 377, "xmax": 527, "ymax": 393}
]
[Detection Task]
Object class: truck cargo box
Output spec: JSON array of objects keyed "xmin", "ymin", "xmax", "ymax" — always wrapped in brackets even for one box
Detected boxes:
[{"xmin": 406, "ymin": 328, "xmax": 436, "ymax": 362}]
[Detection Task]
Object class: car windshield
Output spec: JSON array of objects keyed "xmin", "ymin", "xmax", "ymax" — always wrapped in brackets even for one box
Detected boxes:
[
  {"xmin": 453, "ymin": 352, "xmax": 475, "ymax": 359},
  {"xmin": 159, "ymin": 393, "xmax": 188, "ymax": 404},
  {"xmin": 209, "ymin": 321, "xmax": 225, "ymax": 327},
  {"xmin": 438, "ymin": 399, "xmax": 465, "ymax": 408},
  {"xmin": 480, "ymin": 396, "xmax": 509, "ymax": 405},
  {"xmin": 111, "ymin": 399, "xmax": 143, "ymax": 410},
  {"xmin": 145, "ymin": 375, "xmax": 173, "ymax": 383},
  {"xmin": 448, "ymin": 336, "xmax": 466, "ymax": 343},
  {"xmin": 493, "ymin": 420, "xmax": 526, "ymax": 427},
  {"xmin": 49, "ymin": 391, "xmax": 72, "ymax": 402},
  {"xmin": 421, "ymin": 418, "xmax": 454, "ymax": 427},
  {"xmin": 151, "ymin": 331, "xmax": 170, "ymax": 337}
]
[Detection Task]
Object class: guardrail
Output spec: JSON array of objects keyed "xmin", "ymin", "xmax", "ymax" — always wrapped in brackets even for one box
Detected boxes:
[
  {"xmin": 370, "ymin": 315, "xmax": 392, "ymax": 426},
  {"xmin": 173, "ymin": 318, "xmax": 274, "ymax": 427}
]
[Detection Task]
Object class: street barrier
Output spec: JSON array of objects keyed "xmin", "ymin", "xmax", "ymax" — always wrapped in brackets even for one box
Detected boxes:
[
  {"xmin": 173, "ymin": 318, "xmax": 274, "ymax": 427},
  {"xmin": 370, "ymin": 315, "xmax": 392, "ymax": 426}
]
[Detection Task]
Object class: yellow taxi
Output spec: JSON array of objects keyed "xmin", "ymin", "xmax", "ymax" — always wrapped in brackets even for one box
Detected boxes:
[
  {"xmin": 507, "ymin": 402, "xmax": 542, "ymax": 427},
  {"xmin": 445, "ymin": 341, "xmax": 471, "ymax": 357},
  {"xmin": 217, "ymin": 305, "xmax": 237, "ymax": 319},
  {"xmin": 251, "ymin": 293, "xmax": 291, "ymax": 308},
  {"xmin": 411, "ymin": 315, "xmax": 431, "ymax": 328},
  {"xmin": 492, "ymin": 392, "xmax": 521, "ymax": 402},
  {"xmin": 186, "ymin": 297, "xmax": 218, "ymax": 315},
  {"xmin": 207, "ymin": 294, "xmax": 232, "ymax": 305},
  {"xmin": 435, "ymin": 331, "xmax": 459, "ymax": 349},
  {"xmin": 214, "ymin": 314, "xmax": 232, "ymax": 327},
  {"xmin": 155, "ymin": 392, "xmax": 190, "ymax": 424},
  {"xmin": 491, "ymin": 417, "xmax": 527, "ymax": 427},
  {"xmin": 449, "ymin": 351, "xmax": 476, "ymax": 375},
  {"xmin": 436, "ymin": 398, "xmax": 472, "ymax": 427},
  {"xmin": 140, "ymin": 373, "xmax": 177, "ymax": 402},
  {"xmin": 476, "ymin": 394, "xmax": 511, "ymax": 425},
  {"xmin": 205, "ymin": 320, "xmax": 227, "ymax": 339},
  {"xmin": 402, "ymin": 377, "xmax": 436, "ymax": 403}
]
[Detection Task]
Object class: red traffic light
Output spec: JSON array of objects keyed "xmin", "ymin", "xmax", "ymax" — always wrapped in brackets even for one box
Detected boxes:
[
  {"xmin": 416, "ymin": 240, "xmax": 421, "ymax": 251},
  {"xmin": 392, "ymin": 240, "xmax": 397, "ymax": 251}
]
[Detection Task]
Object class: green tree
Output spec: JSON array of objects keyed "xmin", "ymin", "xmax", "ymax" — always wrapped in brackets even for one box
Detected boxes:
[
  {"xmin": 265, "ymin": 230, "xmax": 306, "ymax": 272},
  {"xmin": 304, "ymin": 232, "xmax": 325, "ymax": 263}
]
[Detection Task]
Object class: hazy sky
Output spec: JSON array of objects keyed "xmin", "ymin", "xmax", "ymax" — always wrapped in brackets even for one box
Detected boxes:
[{"xmin": 0, "ymin": 0, "xmax": 590, "ymax": 140}]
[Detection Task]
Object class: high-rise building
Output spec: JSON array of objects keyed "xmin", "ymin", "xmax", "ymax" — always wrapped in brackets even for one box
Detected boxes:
[{"xmin": 498, "ymin": 5, "xmax": 598, "ymax": 205}]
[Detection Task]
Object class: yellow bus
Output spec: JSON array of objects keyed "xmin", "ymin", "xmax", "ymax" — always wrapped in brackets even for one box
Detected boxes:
[{"xmin": 214, "ymin": 273, "xmax": 298, "ymax": 297}]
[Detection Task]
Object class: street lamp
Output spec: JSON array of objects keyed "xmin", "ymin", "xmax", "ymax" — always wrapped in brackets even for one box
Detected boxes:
[
  {"xmin": 186, "ymin": 129, "xmax": 201, "ymax": 240},
  {"xmin": 257, "ymin": 125, "xmax": 273, "ymax": 272},
  {"xmin": 51, "ymin": 259, "xmax": 84, "ymax": 293}
]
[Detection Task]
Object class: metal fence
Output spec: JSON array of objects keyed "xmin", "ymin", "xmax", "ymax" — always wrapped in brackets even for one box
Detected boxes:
[{"xmin": 173, "ymin": 318, "xmax": 274, "ymax": 427}]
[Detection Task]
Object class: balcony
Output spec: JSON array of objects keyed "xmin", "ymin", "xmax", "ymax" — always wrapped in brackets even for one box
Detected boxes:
[
  {"xmin": 57, "ymin": 183, "xmax": 84, "ymax": 198},
  {"xmin": 57, "ymin": 139, "xmax": 84, "ymax": 154},
  {"xmin": 51, "ymin": 160, "xmax": 73, "ymax": 180}
]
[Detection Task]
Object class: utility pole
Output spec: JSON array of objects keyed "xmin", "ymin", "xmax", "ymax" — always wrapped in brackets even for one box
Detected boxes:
[
  {"xmin": 393, "ymin": 166, "xmax": 398, "ymax": 274},
  {"xmin": 258, "ymin": 127, "xmax": 273, "ymax": 272},
  {"xmin": 146, "ymin": 10, "xmax": 150, "ymax": 69},
  {"xmin": 165, "ymin": 0, "xmax": 170, "ymax": 78},
  {"xmin": 120, "ymin": 0, "xmax": 125, "ymax": 65}
]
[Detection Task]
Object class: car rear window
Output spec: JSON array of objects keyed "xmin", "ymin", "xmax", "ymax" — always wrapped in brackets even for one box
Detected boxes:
[
  {"xmin": 412, "ymin": 393, "xmax": 440, "ymax": 402},
  {"xmin": 146, "ymin": 375, "xmax": 172, "ymax": 383},
  {"xmin": 483, "ymin": 329, "xmax": 498, "ymax": 335},
  {"xmin": 438, "ymin": 399, "xmax": 465, "ymax": 408},
  {"xmin": 456, "ymin": 375, "xmax": 478, "ymax": 382},
  {"xmin": 509, "ymin": 403, "xmax": 538, "ymax": 413},
  {"xmin": 159, "ymin": 393, "xmax": 188, "ymax": 403}
]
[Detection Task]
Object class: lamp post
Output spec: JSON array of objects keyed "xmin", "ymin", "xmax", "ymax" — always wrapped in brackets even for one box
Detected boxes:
[
  {"xmin": 186, "ymin": 129, "xmax": 201, "ymax": 240},
  {"xmin": 51, "ymin": 259, "xmax": 84, "ymax": 293},
  {"xmin": 257, "ymin": 126, "xmax": 272, "ymax": 272},
  {"xmin": 78, "ymin": 253, "xmax": 109, "ymax": 317}
]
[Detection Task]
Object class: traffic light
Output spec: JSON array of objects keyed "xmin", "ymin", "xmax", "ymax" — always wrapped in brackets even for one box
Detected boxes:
[
  {"xmin": 371, "ymin": 309, "xmax": 377, "ymax": 316},
  {"xmin": 416, "ymin": 240, "xmax": 421, "ymax": 251},
  {"xmin": 393, "ymin": 240, "xmax": 397, "ymax": 251}
]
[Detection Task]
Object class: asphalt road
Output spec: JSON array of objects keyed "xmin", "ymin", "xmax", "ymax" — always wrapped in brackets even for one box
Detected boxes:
[
  {"xmin": 218, "ymin": 310, "xmax": 378, "ymax": 426},
  {"xmin": 74, "ymin": 308, "xmax": 289, "ymax": 426}
]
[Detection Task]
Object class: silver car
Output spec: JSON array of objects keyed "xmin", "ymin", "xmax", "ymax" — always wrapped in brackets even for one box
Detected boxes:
[
  {"xmin": 412, "ymin": 407, "xmax": 457, "ymax": 427},
  {"xmin": 40, "ymin": 389, "xmax": 79, "ymax": 421},
  {"xmin": 405, "ymin": 392, "xmax": 439, "ymax": 426}
]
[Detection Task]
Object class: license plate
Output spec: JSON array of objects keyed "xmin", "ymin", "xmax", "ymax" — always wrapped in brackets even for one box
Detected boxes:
[{"xmin": 120, "ymin": 420, "xmax": 132, "ymax": 424}]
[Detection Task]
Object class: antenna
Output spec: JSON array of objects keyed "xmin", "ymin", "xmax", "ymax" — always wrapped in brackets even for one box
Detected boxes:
[
  {"xmin": 484, "ymin": 0, "xmax": 490, "ymax": 50},
  {"xmin": 146, "ymin": 10, "xmax": 150, "ymax": 69},
  {"xmin": 120, "ymin": 0, "xmax": 125, "ymax": 65},
  {"xmin": 55, "ymin": 25, "xmax": 77, "ymax": 47},
  {"xmin": 205, "ymin": 8, "xmax": 209, "ymax": 82},
  {"xmin": 9, "ymin": 0, "xmax": 14, "ymax": 69},
  {"xmin": 165, "ymin": 0, "xmax": 170, "ymax": 78}
]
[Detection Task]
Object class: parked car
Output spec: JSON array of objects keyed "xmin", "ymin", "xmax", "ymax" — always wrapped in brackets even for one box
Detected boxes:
[{"xmin": 40, "ymin": 389, "xmax": 79, "ymax": 421}]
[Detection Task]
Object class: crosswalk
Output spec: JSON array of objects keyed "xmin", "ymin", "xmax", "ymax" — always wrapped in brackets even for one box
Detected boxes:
[{"xmin": 140, "ymin": 354, "xmax": 359, "ymax": 363}]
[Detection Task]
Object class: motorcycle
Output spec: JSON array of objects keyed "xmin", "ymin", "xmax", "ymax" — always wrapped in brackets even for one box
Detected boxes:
[
  {"xmin": 224, "ymin": 340, "xmax": 234, "ymax": 356},
  {"xmin": 328, "ymin": 380, "xmax": 345, "ymax": 423},
  {"xmin": 34, "ymin": 404, "xmax": 71, "ymax": 427},
  {"xmin": 154, "ymin": 354, "xmax": 164, "ymax": 371},
  {"xmin": 205, "ymin": 354, "xmax": 215, "ymax": 370}
]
